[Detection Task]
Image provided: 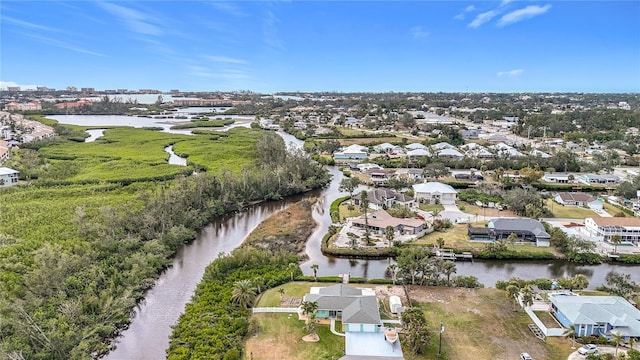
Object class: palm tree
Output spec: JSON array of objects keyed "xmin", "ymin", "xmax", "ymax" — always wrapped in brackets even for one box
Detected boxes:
[
  {"xmin": 571, "ymin": 274, "xmax": 589, "ymax": 291},
  {"xmin": 430, "ymin": 209, "xmax": 442, "ymax": 220},
  {"xmin": 310, "ymin": 264, "xmax": 319, "ymax": 281},
  {"xmin": 288, "ymin": 262, "xmax": 298, "ymax": 281},
  {"xmin": 629, "ymin": 337, "xmax": 636, "ymax": 350},
  {"xmin": 278, "ymin": 288, "xmax": 285, "ymax": 302},
  {"xmin": 385, "ymin": 226, "xmax": 395, "ymax": 247},
  {"xmin": 436, "ymin": 237, "xmax": 445, "ymax": 249},
  {"xmin": 507, "ymin": 232, "xmax": 518, "ymax": 249},
  {"xmin": 231, "ymin": 279, "xmax": 257, "ymax": 309},
  {"xmin": 610, "ymin": 234, "xmax": 622, "ymax": 254},
  {"xmin": 521, "ymin": 286, "xmax": 534, "ymax": 309},
  {"xmin": 506, "ymin": 285, "xmax": 519, "ymax": 311},
  {"xmin": 300, "ymin": 300, "xmax": 319, "ymax": 318},
  {"xmin": 388, "ymin": 264, "xmax": 398, "ymax": 285},
  {"xmin": 441, "ymin": 260, "xmax": 457, "ymax": 286},
  {"xmin": 252, "ymin": 276, "xmax": 265, "ymax": 294},
  {"xmin": 360, "ymin": 190, "xmax": 370, "ymax": 239},
  {"xmin": 611, "ymin": 331, "xmax": 624, "ymax": 356},
  {"xmin": 563, "ymin": 325, "xmax": 577, "ymax": 349}
]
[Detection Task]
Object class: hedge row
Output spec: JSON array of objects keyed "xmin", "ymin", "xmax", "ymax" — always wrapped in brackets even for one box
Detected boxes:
[{"xmin": 329, "ymin": 195, "xmax": 351, "ymax": 222}]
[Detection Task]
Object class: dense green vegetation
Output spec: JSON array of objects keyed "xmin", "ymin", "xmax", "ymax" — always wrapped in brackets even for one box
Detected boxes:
[
  {"xmin": 167, "ymin": 248, "xmax": 298, "ymax": 360},
  {"xmin": 0, "ymin": 129, "xmax": 330, "ymax": 359}
]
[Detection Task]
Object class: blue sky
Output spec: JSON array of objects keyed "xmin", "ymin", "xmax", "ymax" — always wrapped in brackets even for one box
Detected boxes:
[{"xmin": 1, "ymin": 1, "xmax": 639, "ymax": 93}]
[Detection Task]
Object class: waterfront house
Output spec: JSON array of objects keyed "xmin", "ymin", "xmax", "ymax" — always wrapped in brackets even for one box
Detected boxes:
[
  {"xmin": 485, "ymin": 218, "xmax": 550, "ymax": 247},
  {"xmin": 584, "ymin": 217, "xmax": 640, "ymax": 244},
  {"xmin": 554, "ymin": 192, "xmax": 597, "ymax": 207},
  {"xmin": 353, "ymin": 189, "xmax": 415, "ymax": 211},
  {"xmin": 412, "ymin": 182, "xmax": 457, "ymax": 205},
  {"xmin": 351, "ymin": 209, "xmax": 425, "ymax": 235},
  {"xmin": 542, "ymin": 173, "xmax": 577, "ymax": 184},
  {"xmin": 578, "ymin": 174, "xmax": 620, "ymax": 185},
  {"xmin": 550, "ymin": 295, "xmax": 640, "ymax": 341},
  {"xmin": 334, "ymin": 144, "xmax": 368, "ymax": 161}
]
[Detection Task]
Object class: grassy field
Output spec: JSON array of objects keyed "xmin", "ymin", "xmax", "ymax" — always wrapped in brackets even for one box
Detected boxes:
[
  {"xmin": 409, "ymin": 287, "xmax": 574, "ymax": 360},
  {"xmin": 545, "ymin": 199, "xmax": 598, "ymax": 218},
  {"xmin": 338, "ymin": 202, "xmax": 363, "ymax": 221},
  {"xmin": 604, "ymin": 202, "xmax": 628, "ymax": 217},
  {"xmin": 419, "ymin": 203, "xmax": 445, "ymax": 212},
  {"xmin": 457, "ymin": 201, "xmax": 517, "ymax": 218}
]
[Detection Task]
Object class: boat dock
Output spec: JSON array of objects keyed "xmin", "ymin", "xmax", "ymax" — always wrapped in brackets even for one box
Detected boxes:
[{"xmin": 435, "ymin": 249, "xmax": 473, "ymax": 261}]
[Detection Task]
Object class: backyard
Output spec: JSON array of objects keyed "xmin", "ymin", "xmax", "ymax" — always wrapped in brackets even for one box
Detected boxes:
[{"xmin": 545, "ymin": 199, "xmax": 599, "ymax": 219}]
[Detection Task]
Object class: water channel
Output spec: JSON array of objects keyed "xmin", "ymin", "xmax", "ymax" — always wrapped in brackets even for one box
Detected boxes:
[{"xmin": 47, "ymin": 120, "xmax": 638, "ymax": 359}]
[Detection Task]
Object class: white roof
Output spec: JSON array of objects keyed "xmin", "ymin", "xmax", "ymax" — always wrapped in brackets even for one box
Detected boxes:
[
  {"xmin": 431, "ymin": 142, "xmax": 455, "ymax": 150},
  {"xmin": 406, "ymin": 149, "xmax": 430, "ymax": 157},
  {"xmin": 413, "ymin": 182, "xmax": 457, "ymax": 194},
  {"xmin": 342, "ymin": 144, "xmax": 368, "ymax": 153},
  {"xmin": 405, "ymin": 143, "xmax": 427, "ymax": 150},
  {"xmin": 437, "ymin": 148, "xmax": 464, "ymax": 157},
  {"xmin": 0, "ymin": 167, "xmax": 19, "ymax": 175}
]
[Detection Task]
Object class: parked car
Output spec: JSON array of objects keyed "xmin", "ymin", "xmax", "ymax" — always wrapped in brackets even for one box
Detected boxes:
[
  {"xmin": 520, "ymin": 353, "xmax": 533, "ymax": 360},
  {"xmin": 578, "ymin": 344, "xmax": 598, "ymax": 355}
]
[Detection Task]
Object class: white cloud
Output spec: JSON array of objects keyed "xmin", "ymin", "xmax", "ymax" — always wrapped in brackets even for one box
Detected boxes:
[
  {"xmin": 208, "ymin": 1, "xmax": 247, "ymax": 17},
  {"xmin": 22, "ymin": 33, "xmax": 106, "ymax": 57},
  {"xmin": 204, "ymin": 55, "xmax": 248, "ymax": 65},
  {"xmin": 410, "ymin": 26, "xmax": 429, "ymax": 38},
  {"xmin": 497, "ymin": 69, "xmax": 524, "ymax": 77},
  {"xmin": 468, "ymin": 10, "xmax": 498, "ymax": 28},
  {"xmin": 2, "ymin": 16, "xmax": 66, "ymax": 33},
  {"xmin": 498, "ymin": 5, "xmax": 552, "ymax": 27},
  {"xmin": 98, "ymin": 2, "xmax": 162, "ymax": 36},
  {"xmin": 454, "ymin": 5, "xmax": 476, "ymax": 21},
  {"xmin": 465, "ymin": 5, "xmax": 476, "ymax": 12}
]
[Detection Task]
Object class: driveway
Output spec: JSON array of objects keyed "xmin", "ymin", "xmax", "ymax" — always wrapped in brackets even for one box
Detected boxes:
[{"xmin": 567, "ymin": 345, "xmax": 627, "ymax": 360}]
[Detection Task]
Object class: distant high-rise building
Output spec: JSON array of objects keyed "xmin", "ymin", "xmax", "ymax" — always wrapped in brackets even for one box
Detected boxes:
[
  {"xmin": 117, "ymin": 89, "xmax": 128, "ymax": 94},
  {"xmin": 139, "ymin": 89, "xmax": 161, "ymax": 94},
  {"xmin": 81, "ymin": 87, "xmax": 96, "ymax": 94},
  {"xmin": 170, "ymin": 89, "xmax": 180, "ymax": 95},
  {"xmin": 66, "ymin": 86, "xmax": 78, "ymax": 92},
  {"xmin": 7, "ymin": 87, "xmax": 20, "ymax": 92}
]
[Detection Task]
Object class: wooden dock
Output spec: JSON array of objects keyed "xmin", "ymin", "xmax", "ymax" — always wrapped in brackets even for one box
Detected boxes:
[{"xmin": 435, "ymin": 250, "xmax": 473, "ymax": 262}]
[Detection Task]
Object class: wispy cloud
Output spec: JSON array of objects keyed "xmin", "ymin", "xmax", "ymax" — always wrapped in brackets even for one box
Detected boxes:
[
  {"xmin": 263, "ymin": 9, "xmax": 284, "ymax": 51},
  {"xmin": 98, "ymin": 2, "xmax": 162, "ymax": 36},
  {"xmin": 410, "ymin": 26, "xmax": 429, "ymax": 39},
  {"xmin": 204, "ymin": 55, "xmax": 248, "ymax": 65},
  {"xmin": 497, "ymin": 69, "xmax": 524, "ymax": 77},
  {"xmin": 454, "ymin": 5, "xmax": 476, "ymax": 21},
  {"xmin": 23, "ymin": 32, "xmax": 106, "ymax": 57},
  {"xmin": 2, "ymin": 16, "xmax": 66, "ymax": 33},
  {"xmin": 468, "ymin": 10, "xmax": 498, "ymax": 28},
  {"xmin": 0, "ymin": 81, "xmax": 43, "ymax": 90},
  {"xmin": 186, "ymin": 65, "xmax": 249, "ymax": 80},
  {"xmin": 498, "ymin": 5, "xmax": 552, "ymax": 27},
  {"xmin": 208, "ymin": 1, "xmax": 247, "ymax": 17}
]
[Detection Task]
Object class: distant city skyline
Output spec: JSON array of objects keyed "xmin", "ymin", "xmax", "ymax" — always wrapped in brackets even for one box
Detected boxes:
[{"xmin": 1, "ymin": 1, "xmax": 639, "ymax": 93}]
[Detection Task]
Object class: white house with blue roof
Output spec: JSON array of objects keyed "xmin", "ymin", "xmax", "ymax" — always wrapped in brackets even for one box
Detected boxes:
[{"xmin": 550, "ymin": 295, "xmax": 640, "ymax": 342}]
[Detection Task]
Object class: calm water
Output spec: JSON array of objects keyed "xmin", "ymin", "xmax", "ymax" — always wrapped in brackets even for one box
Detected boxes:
[
  {"xmin": 102, "ymin": 131, "xmax": 640, "ymax": 359},
  {"xmin": 164, "ymin": 146, "xmax": 187, "ymax": 166}
]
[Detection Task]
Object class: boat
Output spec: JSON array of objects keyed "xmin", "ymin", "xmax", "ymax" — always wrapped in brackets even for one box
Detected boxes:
[{"xmin": 384, "ymin": 327, "xmax": 398, "ymax": 345}]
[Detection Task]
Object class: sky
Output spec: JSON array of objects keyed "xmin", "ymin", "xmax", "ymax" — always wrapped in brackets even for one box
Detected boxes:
[{"xmin": 1, "ymin": 1, "xmax": 639, "ymax": 93}]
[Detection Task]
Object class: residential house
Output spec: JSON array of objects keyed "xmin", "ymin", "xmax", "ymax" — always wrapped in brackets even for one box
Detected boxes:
[
  {"xmin": 452, "ymin": 170, "xmax": 483, "ymax": 181},
  {"xmin": 334, "ymin": 144, "xmax": 368, "ymax": 161},
  {"xmin": 550, "ymin": 295, "xmax": 640, "ymax": 341},
  {"xmin": 412, "ymin": 182, "xmax": 457, "ymax": 205},
  {"xmin": 373, "ymin": 142, "xmax": 397, "ymax": 153},
  {"xmin": 431, "ymin": 142, "xmax": 456, "ymax": 151},
  {"xmin": 542, "ymin": 173, "xmax": 577, "ymax": 184},
  {"xmin": 481, "ymin": 218, "xmax": 551, "ymax": 247},
  {"xmin": 351, "ymin": 209, "xmax": 425, "ymax": 235},
  {"xmin": 406, "ymin": 148, "xmax": 431, "ymax": 160},
  {"xmin": 530, "ymin": 149, "xmax": 551, "ymax": 158},
  {"xmin": 405, "ymin": 143, "xmax": 427, "ymax": 151},
  {"xmin": 554, "ymin": 192, "xmax": 597, "ymax": 207},
  {"xmin": 0, "ymin": 140, "xmax": 10, "ymax": 161},
  {"xmin": 394, "ymin": 168, "xmax": 423, "ymax": 181},
  {"xmin": 367, "ymin": 169, "xmax": 391, "ymax": 186},
  {"xmin": 578, "ymin": 174, "xmax": 620, "ymax": 185},
  {"xmin": 353, "ymin": 188, "xmax": 415, "ymax": 210},
  {"xmin": 0, "ymin": 167, "xmax": 19, "ymax": 187},
  {"xmin": 490, "ymin": 143, "xmax": 525, "ymax": 158},
  {"xmin": 4, "ymin": 102, "xmax": 42, "ymax": 111},
  {"xmin": 303, "ymin": 284, "xmax": 404, "ymax": 359},
  {"xmin": 461, "ymin": 128, "xmax": 482, "ymax": 139},
  {"xmin": 584, "ymin": 217, "xmax": 640, "ymax": 244},
  {"xmin": 436, "ymin": 148, "xmax": 464, "ymax": 160}
]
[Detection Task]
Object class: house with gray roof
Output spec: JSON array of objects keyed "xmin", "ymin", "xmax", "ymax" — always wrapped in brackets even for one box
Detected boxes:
[
  {"xmin": 353, "ymin": 188, "xmax": 415, "ymax": 211},
  {"xmin": 550, "ymin": 295, "xmax": 640, "ymax": 342},
  {"xmin": 304, "ymin": 284, "xmax": 404, "ymax": 359},
  {"xmin": 473, "ymin": 218, "xmax": 551, "ymax": 246}
]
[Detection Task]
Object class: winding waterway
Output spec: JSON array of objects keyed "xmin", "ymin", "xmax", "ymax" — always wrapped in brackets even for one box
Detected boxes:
[{"xmin": 103, "ymin": 130, "xmax": 640, "ymax": 359}]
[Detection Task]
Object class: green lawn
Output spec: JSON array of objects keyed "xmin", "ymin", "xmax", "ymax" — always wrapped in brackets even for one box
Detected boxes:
[
  {"xmin": 256, "ymin": 282, "xmax": 317, "ymax": 307},
  {"xmin": 546, "ymin": 199, "xmax": 598, "ymax": 219},
  {"xmin": 338, "ymin": 202, "xmax": 362, "ymax": 221},
  {"xmin": 419, "ymin": 204, "xmax": 445, "ymax": 212}
]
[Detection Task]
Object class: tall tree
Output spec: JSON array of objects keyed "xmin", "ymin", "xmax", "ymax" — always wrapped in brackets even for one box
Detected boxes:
[
  {"xmin": 401, "ymin": 308, "xmax": 431, "ymax": 355},
  {"xmin": 288, "ymin": 262, "xmax": 298, "ymax": 281},
  {"xmin": 310, "ymin": 264, "xmax": 319, "ymax": 281},
  {"xmin": 441, "ymin": 261, "xmax": 457, "ymax": 286},
  {"xmin": 231, "ymin": 279, "xmax": 257, "ymax": 309},
  {"xmin": 385, "ymin": 226, "xmax": 395, "ymax": 247},
  {"xmin": 388, "ymin": 264, "xmax": 398, "ymax": 285},
  {"xmin": 571, "ymin": 274, "xmax": 589, "ymax": 290},
  {"xmin": 521, "ymin": 286, "xmax": 534, "ymax": 308},
  {"xmin": 339, "ymin": 177, "xmax": 361, "ymax": 204},
  {"xmin": 610, "ymin": 234, "xmax": 622, "ymax": 254},
  {"xmin": 507, "ymin": 232, "xmax": 518, "ymax": 249},
  {"xmin": 360, "ymin": 190, "xmax": 370, "ymax": 239},
  {"xmin": 506, "ymin": 284, "xmax": 520, "ymax": 311},
  {"xmin": 611, "ymin": 331, "xmax": 624, "ymax": 356}
]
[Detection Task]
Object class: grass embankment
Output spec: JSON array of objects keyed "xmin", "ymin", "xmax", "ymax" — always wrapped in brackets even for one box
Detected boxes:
[
  {"xmin": 418, "ymin": 204, "xmax": 445, "ymax": 212},
  {"xmin": 409, "ymin": 287, "xmax": 573, "ymax": 360},
  {"xmin": 545, "ymin": 199, "xmax": 598, "ymax": 218},
  {"xmin": 244, "ymin": 199, "xmax": 318, "ymax": 256}
]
